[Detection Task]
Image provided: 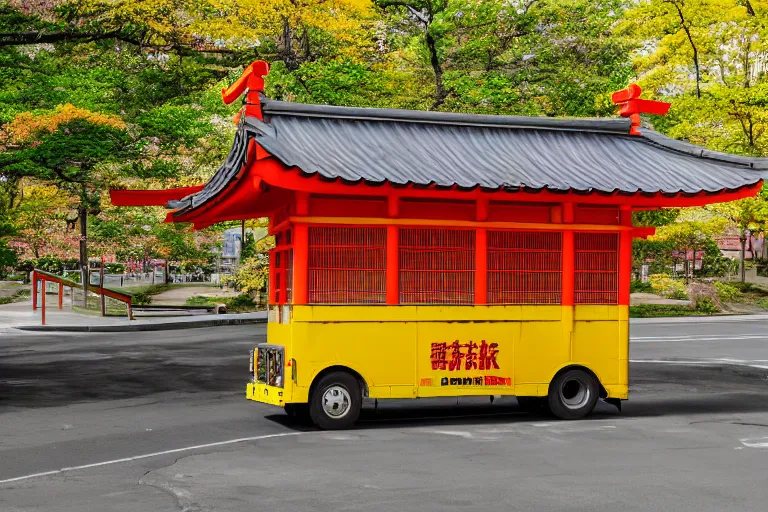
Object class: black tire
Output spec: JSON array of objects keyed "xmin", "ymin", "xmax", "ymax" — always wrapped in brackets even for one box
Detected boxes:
[
  {"xmin": 309, "ymin": 372, "xmax": 361, "ymax": 430},
  {"xmin": 547, "ymin": 368, "xmax": 599, "ymax": 420},
  {"xmin": 516, "ymin": 396, "xmax": 550, "ymax": 415}
]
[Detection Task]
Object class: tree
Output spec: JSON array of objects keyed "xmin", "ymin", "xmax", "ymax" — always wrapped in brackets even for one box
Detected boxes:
[
  {"xmin": 1, "ymin": 104, "xmax": 131, "ymax": 294},
  {"xmin": 651, "ymin": 213, "xmax": 726, "ymax": 280},
  {"xmin": 707, "ymin": 186, "xmax": 768, "ymax": 282}
]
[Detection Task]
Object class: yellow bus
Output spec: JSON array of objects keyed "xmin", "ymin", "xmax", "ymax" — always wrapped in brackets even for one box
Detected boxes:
[{"xmin": 113, "ymin": 62, "xmax": 766, "ymax": 429}]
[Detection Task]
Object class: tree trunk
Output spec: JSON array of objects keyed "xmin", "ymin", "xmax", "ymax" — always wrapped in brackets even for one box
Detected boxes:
[
  {"xmin": 78, "ymin": 206, "xmax": 89, "ymax": 307},
  {"xmin": 670, "ymin": 1, "xmax": 701, "ymax": 98},
  {"xmin": 426, "ymin": 30, "xmax": 448, "ymax": 109},
  {"xmin": 740, "ymin": 235, "xmax": 747, "ymax": 283}
]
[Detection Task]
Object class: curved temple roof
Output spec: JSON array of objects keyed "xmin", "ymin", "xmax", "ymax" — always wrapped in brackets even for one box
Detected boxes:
[{"xmin": 170, "ymin": 98, "xmax": 768, "ymax": 216}]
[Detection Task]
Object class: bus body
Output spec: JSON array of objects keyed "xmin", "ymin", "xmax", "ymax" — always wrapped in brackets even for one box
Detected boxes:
[{"xmin": 248, "ymin": 302, "xmax": 628, "ymax": 405}]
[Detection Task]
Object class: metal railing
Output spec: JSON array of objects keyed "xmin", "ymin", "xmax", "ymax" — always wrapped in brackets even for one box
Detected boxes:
[{"xmin": 31, "ymin": 269, "xmax": 134, "ymax": 325}]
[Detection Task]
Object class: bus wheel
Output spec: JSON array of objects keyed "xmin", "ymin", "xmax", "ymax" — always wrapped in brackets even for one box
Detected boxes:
[
  {"xmin": 548, "ymin": 369, "xmax": 599, "ymax": 420},
  {"xmin": 309, "ymin": 372, "xmax": 361, "ymax": 430}
]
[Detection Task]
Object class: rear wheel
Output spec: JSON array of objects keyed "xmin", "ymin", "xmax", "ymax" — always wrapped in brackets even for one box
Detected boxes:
[
  {"xmin": 548, "ymin": 368, "xmax": 599, "ymax": 420},
  {"xmin": 309, "ymin": 372, "xmax": 361, "ymax": 430}
]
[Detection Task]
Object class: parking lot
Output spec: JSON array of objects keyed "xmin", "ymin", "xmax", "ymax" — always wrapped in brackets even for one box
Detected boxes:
[{"xmin": 2, "ymin": 321, "xmax": 768, "ymax": 511}]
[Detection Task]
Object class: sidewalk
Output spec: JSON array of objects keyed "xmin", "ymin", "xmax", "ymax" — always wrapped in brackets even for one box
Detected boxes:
[{"xmin": 0, "ymin": 300, "xmax": 266, "ymax": 333}]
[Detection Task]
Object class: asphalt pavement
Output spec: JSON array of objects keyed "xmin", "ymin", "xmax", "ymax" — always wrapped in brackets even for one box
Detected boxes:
[{"xmin": 1, "ymin": 320, "xmax": 768, "ymax": 511}]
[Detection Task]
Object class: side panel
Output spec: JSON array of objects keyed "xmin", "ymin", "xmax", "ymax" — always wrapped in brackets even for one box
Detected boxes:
[{"xmin": 247, "ymin": 305, "xmax": 629, "ymax": 406}]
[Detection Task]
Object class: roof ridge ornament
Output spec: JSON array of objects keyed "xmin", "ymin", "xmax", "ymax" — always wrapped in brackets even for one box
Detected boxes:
[
  {"xmin": 611, "ymin": 83, "xmax": 671, "ymax": 136},
  {"xmin": 222, "ymin": 60, "xmax": 270, "ymax": 122}
]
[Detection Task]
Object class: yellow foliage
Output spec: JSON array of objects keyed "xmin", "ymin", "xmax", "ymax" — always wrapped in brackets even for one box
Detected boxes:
[{"xmin": 6, "ymin": 104, "xmax": 126, "ymax": 144}]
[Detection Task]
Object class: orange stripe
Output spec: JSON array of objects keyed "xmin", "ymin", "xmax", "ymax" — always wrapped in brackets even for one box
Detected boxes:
[{"xmin": 289, "ymin": 216, "xmax": 632, "ymax": 232}]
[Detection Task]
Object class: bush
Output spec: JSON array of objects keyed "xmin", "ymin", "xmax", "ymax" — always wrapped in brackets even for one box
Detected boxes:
[
  {"xmin": 757, "ymin": 298, "xmax": 768, "ymax": 309},
  {"xmin": 104, "ymin": 263, "xmax": 125, "ymax": 274},
  {"xmin": 131, "ymin": 292, "xmax": 152, "ymax": 305},
  {"xmin": 630, "ymin": 280, "xmax": 653, "ymax": 293},
  {"xmin": 649, "ymin": 274, "xmax": 688, "ymax": 300},
  {"xmin": 35, "ymin": 256, "xmax": 65, "ymax": 275},
  {"xmin": 714, "ymin": 281, "xmax": 741, "ymax": 303},
  {"xmin": 694, "ymin": 297, "xmax": 719, "ymax": 314}
]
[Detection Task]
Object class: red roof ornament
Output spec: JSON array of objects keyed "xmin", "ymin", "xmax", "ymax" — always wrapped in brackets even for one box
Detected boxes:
[
  {"xmin": 611, "ymin": 83, "xmax": 671, "ymax": 136},
  {"xmin": 222, "ymin": 60, "xmax": 270, "ymax": 121}
]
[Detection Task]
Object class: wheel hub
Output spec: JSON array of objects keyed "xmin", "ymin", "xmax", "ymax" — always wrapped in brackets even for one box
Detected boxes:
[
  {"xmin": 559, "ymin": 377, "xmax": 590, "ymax": 410},
  {"xmin": 322, "ymin": 386, "xmax": 351, "ymax": 418}
]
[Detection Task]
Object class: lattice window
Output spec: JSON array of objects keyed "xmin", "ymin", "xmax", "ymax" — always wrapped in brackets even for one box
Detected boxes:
[
  {"xmin": 399, "ymin": 228, "xmax": 475, "ymax": 304},
  {"xmin": 488, "ymin": 231, "xmax": 562, "ymax": 304},
  {"xmin": 308, "ymin": 226, "xmax": 386, "ymax": 304},
  {"xmin": 270, "ymin": 229, "xmax": 293, "ymax": 305},
  {"xmin": 575, "ymin": 232, "xmax": 619, "ymax": 304}
]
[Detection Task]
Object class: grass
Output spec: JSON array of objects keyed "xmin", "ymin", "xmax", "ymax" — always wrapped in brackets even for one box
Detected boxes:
[
  {"xmin": 629, "ymin": 304, "xmax": 710, "ymax": 318},
  {"xmin": 0, "ymin": 288, "xmax": 30, "ymax": 305},
  {"xmin": 186, "ymin": 294, "xmax": 262, "ymax": 312}
]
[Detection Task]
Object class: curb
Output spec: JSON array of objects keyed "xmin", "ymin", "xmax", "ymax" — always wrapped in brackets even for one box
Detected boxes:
[{"xmin": 15, "ymin": 316, "xmax": 266, "ymax": 333}]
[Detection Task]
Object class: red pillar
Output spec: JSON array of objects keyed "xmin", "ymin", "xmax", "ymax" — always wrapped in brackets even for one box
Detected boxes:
[
  {"xmin": 619, "ymin": 206, "xmax": 633, "ymax": 306},
  {"xmin": 386, "ymin": 225, "xmax": 399, "ymax": 304},
  {"xmin": 58, "ymin": 283, "xmax": 63, "ymax": 310},
  {"xmin": 32, "ymin": 271, "xmax": 38, "ymax": 311},
  {"xmin": 293, "ymin": 223, "xmax": 308, "ymax": 305},
  {"xmin": 475, "ymin": 228, "xmax": 487, "ymax": 304},
  {"xmin": 41, "ymin": 278, "xmax": 46, "ymax": 326},
  {"xmin": 561, "ymin": 203, "xmax": 575, "ymax": 306},
  {"xmin": 386, "ymin": 195, "xmax": 400, "ymax": 305}
]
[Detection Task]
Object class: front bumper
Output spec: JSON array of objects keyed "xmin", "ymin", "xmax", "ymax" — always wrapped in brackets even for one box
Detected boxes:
[{"xmin": 246, "ymin": 382, "xmax": 286, "ymax": 406}]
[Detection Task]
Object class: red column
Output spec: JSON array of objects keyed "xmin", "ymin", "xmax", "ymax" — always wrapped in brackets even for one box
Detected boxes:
[
  {"xmin": 32, "ymin": 271, "xmax": 38, "ymax": 310},
  {"xmin": 619, "ymin": 207, "xmax": 633, "ymax": 306},
  {"xmin": 386, "ymin": 195, "xmax": 400, "ymax": 305},
  {"xmin": 58, "ymin": 283, "xmax": 63, "ymax": 310},
  {"xmin": 561, "ymin": 203, "xmax": 575, "ymax": 306},
  {"xmin": 293, "ymin": 223, "xmax": 308, "ymax": 305},
  {"xmin": 41, "ymin": 278, "xmax": 46, "ymax": 326},
  {"xmin": 386, "ymin": 225, "xmax": 399, "ymax": 305},
  {"xmin": 475, "ymin": 228, "xmax": 487, "ymax": 304}
]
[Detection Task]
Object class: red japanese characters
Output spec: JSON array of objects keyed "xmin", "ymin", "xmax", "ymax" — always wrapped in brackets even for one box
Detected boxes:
[{"xmin": 430, "ymin": 340, "xmax": 500, "ymax": 371}]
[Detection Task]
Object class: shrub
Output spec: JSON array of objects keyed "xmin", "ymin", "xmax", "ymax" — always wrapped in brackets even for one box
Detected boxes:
[
  {"xmin": 694, "ymin": 297, "xmax": 719, "ymax": 314},
  {"xmin": 649, "ymin": 274, "xmax": 688, "ymax": 300},
  {"xmin": 131, "ymin": 292, "xmax": 152, "ymax": 306},
  {"xmin": 630, "ymin": 280, "xmax": 653, "ymax": 293},
  {"xmin": 104, "ymin": 263, "xmax": 125, "ymax": 274},
  {"xmin": 757, "ymin": 298, "xmax": 768, "ymax": 309},
  {"xmin": 714, "ymin": 281, "xmax": 741, "ymax": 303},
  {"xmin": 35, "ymin": 256, "xmax": 65, "ymax": 275}
]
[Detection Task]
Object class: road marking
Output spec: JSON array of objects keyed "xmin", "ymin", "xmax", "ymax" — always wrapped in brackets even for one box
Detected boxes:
[
  {"xmin": 630, "ymin": 359, "xmax": 768, "ymax": 369},
  {"xmin": 740, "ymin": 437, "xmax": 768, "ymax": 449},
  {"xmin": 631, "ymin": 335, "xmax": 768, "ymax": 343},
  {"xmin": 430, "ymin": 430, "xmax": 474, "ymax": 439},
  {"xmin": 0, "ymin": 432, "xmax": 302, "ymax": 486}
]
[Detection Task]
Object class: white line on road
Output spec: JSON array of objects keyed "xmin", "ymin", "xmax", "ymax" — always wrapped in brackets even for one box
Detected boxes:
[
  {"xmin": 740, "ymin": 437, "xmax": 768, "ymax": 448},
  {"xmin": 630, "ymin": 359, "xmax": 768, "ymax": 369},
  {"xmin": 0, "ymin": 432, "xmax": 302, "ymax": 486},
  {"xmin": 631, "ymin": 335, "xmax": 768, "ymax": 343}
]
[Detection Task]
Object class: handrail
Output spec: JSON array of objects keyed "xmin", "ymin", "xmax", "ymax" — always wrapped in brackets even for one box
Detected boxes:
[{"xmin": 31, "ymin": 269, "xmax": 134, "ymax": 324}]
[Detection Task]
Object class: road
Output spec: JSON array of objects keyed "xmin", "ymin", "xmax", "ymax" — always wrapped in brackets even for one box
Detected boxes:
[{"xmin": 1, "ymin": 320, "xmax": 768, "ymax": 511}]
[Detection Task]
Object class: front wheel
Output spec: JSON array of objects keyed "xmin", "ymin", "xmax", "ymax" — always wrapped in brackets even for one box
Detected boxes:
[
  {"xmin": 548, "ymin": 369, "xmax": 599, "ymax": 420},
  {"xmin": 309, "ymin": 372, "xmax": 361, "ymax": 430}
]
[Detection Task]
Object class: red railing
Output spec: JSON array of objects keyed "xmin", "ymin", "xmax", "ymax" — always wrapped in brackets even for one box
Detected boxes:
[{"xmin": 31, "ymin": 269, "xmax": 134, "ymax": 325}]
